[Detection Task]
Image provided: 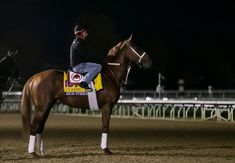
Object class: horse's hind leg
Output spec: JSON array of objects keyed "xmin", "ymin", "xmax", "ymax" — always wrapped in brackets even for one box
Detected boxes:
[
  {"xmin": 28, "ymin": 102, "xmax": 55, "ymax": 157},
  {"xmin": 36, "ymin": 107, "xmax": 52, "ymax": 156},
  {"xmin": 28, "ymin": 110, "xmax": 44, "ymax": 158}
]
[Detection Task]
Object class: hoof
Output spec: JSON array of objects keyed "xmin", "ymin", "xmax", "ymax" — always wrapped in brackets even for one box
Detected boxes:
[
  {"xmin": 40, "ymin": 151, "xmax": 46, "ymax": 157},
  {"xmin": 103, "ymin": 148, "xmax": 113, "ymax": 155},
  {"xmin": 30, "ymin": 152, "xmax": 40, "ymax": 158}
]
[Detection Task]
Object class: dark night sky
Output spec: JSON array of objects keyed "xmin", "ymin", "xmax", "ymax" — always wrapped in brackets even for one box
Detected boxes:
[{"xmin": 0, "ymin": 0, "xmax": 234, "ymax": 90}]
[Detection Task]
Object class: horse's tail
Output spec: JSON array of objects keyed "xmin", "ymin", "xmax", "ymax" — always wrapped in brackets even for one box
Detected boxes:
[{"xmin": 20, "ymin": 80, "xmax": 32, "ymax": 137}]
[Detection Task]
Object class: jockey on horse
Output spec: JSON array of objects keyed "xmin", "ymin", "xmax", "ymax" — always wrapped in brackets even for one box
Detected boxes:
[{"xmin": 70, "ymin": 24, "xmax": 102, "ymax": 91}]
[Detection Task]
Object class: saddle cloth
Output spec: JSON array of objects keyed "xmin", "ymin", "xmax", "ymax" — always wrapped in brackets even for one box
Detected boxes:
[
  {"xmin": 64, "ymin": 71, "xmax": 103, "ymax": 93},
  {"xmin": 63, "ymin": 71, "xmax": 103, "ymax": 111}
]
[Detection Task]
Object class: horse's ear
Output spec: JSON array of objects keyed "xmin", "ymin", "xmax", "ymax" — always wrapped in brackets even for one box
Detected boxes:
[
  {"xmin": 7, "ymin": 50, "xmax": 13, "ymax": 56},
  {"xmin": 127, "ymin": 34, "xmax": 132, "ymax": 42}
]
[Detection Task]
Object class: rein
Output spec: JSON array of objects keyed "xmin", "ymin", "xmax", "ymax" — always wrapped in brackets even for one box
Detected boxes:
[
  {"xmin": 106, "ymin": 63, "xmax": 132, "ymax": 86},
  {"xmin": 106, "ymin": 62, "xmax": 132, "ymax": 96}
]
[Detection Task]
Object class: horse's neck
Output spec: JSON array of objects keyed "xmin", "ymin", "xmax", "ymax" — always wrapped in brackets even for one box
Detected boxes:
[{"xmin": 104, "ymin": 54, "xmax": 129, "ymax": 86}]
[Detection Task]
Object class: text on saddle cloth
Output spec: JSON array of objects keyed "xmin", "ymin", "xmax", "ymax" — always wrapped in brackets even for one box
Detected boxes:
[{"xmin": 63, "ymin": 70, "xmax": 103, "ymax": 93}]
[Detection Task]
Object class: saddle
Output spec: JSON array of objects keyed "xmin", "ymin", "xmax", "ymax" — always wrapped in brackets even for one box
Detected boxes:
[{"xmin": 63, "ymin": 70, "xmax": 103, "ymax": 95}]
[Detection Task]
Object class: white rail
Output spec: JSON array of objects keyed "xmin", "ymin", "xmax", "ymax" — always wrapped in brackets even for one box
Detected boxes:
[
  {"xmin": 115, "ymin": 99, "xmax": 235, "ymax": 122},
  {"xmin": 1, "ymin": 98, "xmax": 234, "ymax": 122},
  {"xmin": 3, "ymin": 89, "xmax": 235, "ymax": 98},
  {"xmin": 118, "ymin": 99, "xmax": 235, "ymax": 105}
]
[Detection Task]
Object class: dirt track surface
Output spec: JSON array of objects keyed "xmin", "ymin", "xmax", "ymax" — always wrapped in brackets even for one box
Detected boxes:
[{"xmin": 0, "ymin": 113, "xmax": 235, "ymax": 163}]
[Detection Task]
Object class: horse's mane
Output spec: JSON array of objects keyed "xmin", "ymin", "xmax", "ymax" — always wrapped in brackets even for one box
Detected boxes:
[{"xmin": 107, "ymin": 41, "xmax": 126, "ymax": 57}]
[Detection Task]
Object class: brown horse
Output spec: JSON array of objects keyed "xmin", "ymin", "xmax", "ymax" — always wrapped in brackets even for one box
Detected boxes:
[{"xmin": 21, "ymin": 35, "xmax": 152, "ymax": 157}]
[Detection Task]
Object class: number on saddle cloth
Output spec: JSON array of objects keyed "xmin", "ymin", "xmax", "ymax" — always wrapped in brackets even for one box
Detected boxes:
[{"xmin": 68, "ymin": 70, "xmax": 85, "ymax": 85}]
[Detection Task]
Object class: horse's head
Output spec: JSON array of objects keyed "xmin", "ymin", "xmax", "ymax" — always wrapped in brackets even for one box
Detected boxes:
[
  {"xmin": 108, "ymin": 35, "xmax": 152, "ymax": 69},
  {"xmin": 0, "ymin": 50, "xmax": 21, "ymax": 90}
]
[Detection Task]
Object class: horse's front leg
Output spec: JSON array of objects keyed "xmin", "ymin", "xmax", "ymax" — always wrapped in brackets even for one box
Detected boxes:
[{"xmin": 101, "ymin": 104, "xmax": 113, "ymax": 154}]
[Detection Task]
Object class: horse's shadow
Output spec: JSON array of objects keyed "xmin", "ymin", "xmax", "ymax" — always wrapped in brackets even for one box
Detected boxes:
[
  {"xmin": 45, "ymin": 145, "xmax": 235, "ymax": 158},
  {"xmin": 3, "ymin": 145, "xmax": 235, "ymax": 161},
  {"xmin": 48, "ymin": 145, "xmax": 235, "ymax": 158},
  {"xmin": 112, "ymin": 145, "xmax": 235, "ymax": 157}
]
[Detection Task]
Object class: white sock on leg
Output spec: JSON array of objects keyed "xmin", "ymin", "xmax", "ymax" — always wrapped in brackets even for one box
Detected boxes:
[
  {"xmin": 28, "ymin": 135, "xmax": 36, "ymax": 153},
  {"xmin": 101, "ymin": 133, "xmax": 108, "ymax": 149},
  {"xmin": 36, "ymin": 134, "xmax": 44, "ymax": 155}
]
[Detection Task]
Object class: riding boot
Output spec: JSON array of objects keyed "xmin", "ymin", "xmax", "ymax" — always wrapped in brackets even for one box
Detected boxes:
[{"xmin": 79, "ymin": 82, "xmax": 92, "ymax": 91}]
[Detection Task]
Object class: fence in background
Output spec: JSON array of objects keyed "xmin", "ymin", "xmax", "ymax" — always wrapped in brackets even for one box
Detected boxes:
[
  {"xmin": 121, "ymin": 90, "xmax": 235, "ymax": 99},
  {"xmin": 1, "ymin": 97, "xmax": 235, "ymax": 122},
  {"xmin": 3, "ymin": 89, "xmax": 235, "ymax": 100}
]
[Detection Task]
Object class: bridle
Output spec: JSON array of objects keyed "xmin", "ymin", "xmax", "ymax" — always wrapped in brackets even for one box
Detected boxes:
[
  {"xmin": 106, "ymin": 41, "xmax": 146, "ymax": 93},
  {"xmin": 129, "ymin": 45, "xmax": 146, "ymax": 63}
]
